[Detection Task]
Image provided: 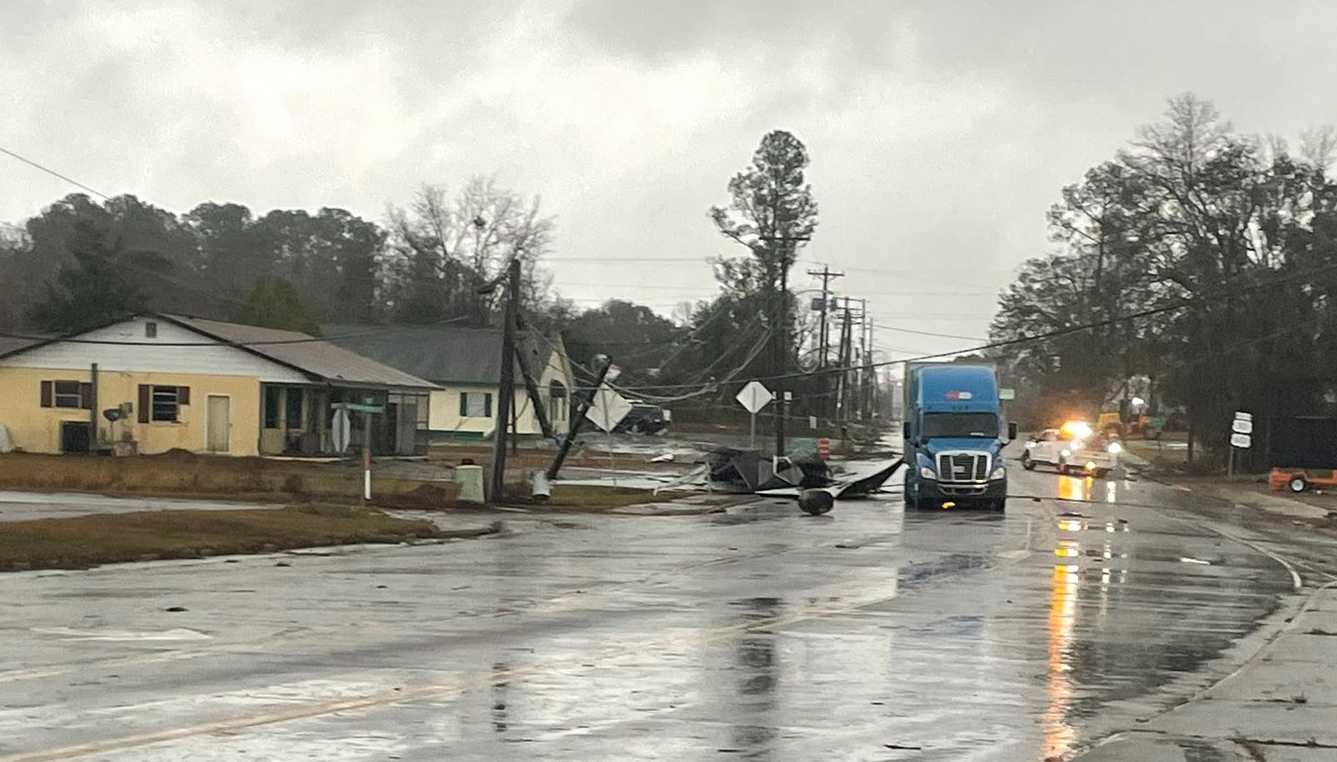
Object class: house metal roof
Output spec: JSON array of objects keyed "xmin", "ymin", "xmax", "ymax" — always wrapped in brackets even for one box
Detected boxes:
[
  {"xmin": 323, "ymin": 324, "xmax": 556, "ymax": 386},
  {"xmin": 162, "ymin": 315, "xmax": 439, "ymax": 390},
  {"xmin": 0, "ymin": 335, "xmax": 43, "ymax": 358}
]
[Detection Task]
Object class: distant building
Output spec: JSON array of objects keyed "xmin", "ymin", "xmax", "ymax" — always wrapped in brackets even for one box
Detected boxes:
[
  {"xmin": 0, "ymin": 314, "xmax": 437, "ymax": 456},
  {"xmin": 326, "ymin": 325, "xmax": 574, "ymax": 442}
]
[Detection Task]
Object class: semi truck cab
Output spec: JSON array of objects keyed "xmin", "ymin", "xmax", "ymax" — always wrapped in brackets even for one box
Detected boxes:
[{"xmin": 902, "ymin": 362, "xmax": 1017, "ymax": 511}]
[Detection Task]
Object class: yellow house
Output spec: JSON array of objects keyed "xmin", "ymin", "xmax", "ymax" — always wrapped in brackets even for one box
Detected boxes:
[
  {"xmin": 327, "ymin": 326, "xmax": 575, "ymax": 442},
  {"xmin": 0, "ymin": 314, "xmax": 438, "ymax": 456}
]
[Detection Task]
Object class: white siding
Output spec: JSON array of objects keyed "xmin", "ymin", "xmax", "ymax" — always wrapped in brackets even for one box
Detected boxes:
[{"xmin": 0, "ymin": 318, "xmax": 311, "ymax": 383}]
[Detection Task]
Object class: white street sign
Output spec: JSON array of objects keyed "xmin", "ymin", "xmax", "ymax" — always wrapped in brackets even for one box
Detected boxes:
[
  {"xmin": 1234, "ymin": 411, "xmax": 1253, "ymax": 422},
  {"xmin": 736, "ymin": 381, "xmax": 773, "ymax": 414},
  {"xmin": 736, "ymin": 380, "xmax": 773, "ymax": 449},
  {"xmin": 586, "ymin": 384, "xmax": 633, "ymax": 432},
  {"xmin": 1232, "ymin": 419, "xmax": 1253, "ymax": 435},
  {"xmin": 999, "ymin": 388, "xmax": 1016, "ymax": 400},
  {"xmin": 331, "ymin": 408, "xmax": 351, "ymax": 453},
  {"xmin": 783, "ymin": 390, "xmax": 793, "ymax": 402},
  {"xmin": 1230, "ymin": 433, "xmax": 1252, "ymax": 449}
]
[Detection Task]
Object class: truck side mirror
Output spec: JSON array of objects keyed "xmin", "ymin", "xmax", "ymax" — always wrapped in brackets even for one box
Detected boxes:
[
  {"xmin": 902, "ymin": 421, "xmax": 911, "ymax": 439},
  {"xmin": 1007, "ymin": 422, "xmax": 1019, "ymax": 442}
]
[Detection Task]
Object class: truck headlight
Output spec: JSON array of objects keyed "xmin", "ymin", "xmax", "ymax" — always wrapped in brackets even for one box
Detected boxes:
[
  {"xmin": 1107, "ymin": 442, "xmax": 1123, "ymax": 454},
  {"xmin": 919, "ymin": 466, "xmax": 936, "ymax": 480},
  {"xmin": 990, "ymin": 465, "xmax": 1006, "ymax": 480}
]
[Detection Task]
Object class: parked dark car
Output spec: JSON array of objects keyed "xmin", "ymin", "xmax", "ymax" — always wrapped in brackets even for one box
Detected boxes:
[{"xmin": 615, "ymin": 402, "xmax": 670, "ymax": 434}]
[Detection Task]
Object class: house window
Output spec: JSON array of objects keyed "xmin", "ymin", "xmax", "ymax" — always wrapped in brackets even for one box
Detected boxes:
[
  {"xmin": 152, "ymin": 386, "xmax": 180, "ymax": 422},
  {"xmin": 459, "ymin": 392, "xmax": 492, "ymax": 418},
  {"xmin": 54, "ymin": 381, "xmax": 82, "ymax": 408},
  {"xmin": 264, "ymin": 386, "xmax": 282, "ymax": 428},
  {"xmin": 41, "ymin": 380, "xmax": 92, "ymax": 409},
  {"xmin": 548, "ymin": 381, "xmax": 568, "ymax": 423},
  {"xmin": 285, "ymin": 389, "xmax": 304, "ymax": 429},
  {"xmin": 145, "ymin": 321, "xmax": 157, "ymax": 338},
  {"xmin": 137, "ymin": 385, "xmax": 189, "ymax": 423}
]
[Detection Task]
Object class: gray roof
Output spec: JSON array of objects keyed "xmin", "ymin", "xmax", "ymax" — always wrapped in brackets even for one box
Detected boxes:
[
  {"xmin": 323, "ymin": 324, "xmax": 556, "ymax": 386},
  {"xmin": 162, "ymin": 315, "xmax": 438, "ymax": 390},
  {"xmin": 0, "ymin": 335, "xmax": 44, "ymax": 358}
]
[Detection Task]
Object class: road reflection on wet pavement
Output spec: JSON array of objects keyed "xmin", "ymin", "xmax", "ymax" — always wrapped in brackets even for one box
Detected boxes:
[{"xmin": 0, "ymin": 466, "xmax": 1296, "ymax": 761}]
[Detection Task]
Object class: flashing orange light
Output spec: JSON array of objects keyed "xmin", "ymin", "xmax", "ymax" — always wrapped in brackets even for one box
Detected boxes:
[{"xmin": 1060, "ymin": 420, "xmax": 1093, "ymax": 440}]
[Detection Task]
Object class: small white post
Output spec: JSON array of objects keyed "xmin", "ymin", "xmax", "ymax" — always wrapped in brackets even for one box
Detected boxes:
[{"xmin": 362, "ymin": 411, "xmax": 372, "ymax": 501}]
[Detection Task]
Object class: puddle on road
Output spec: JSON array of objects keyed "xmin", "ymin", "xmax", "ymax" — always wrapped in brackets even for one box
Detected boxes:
[{"xmin": 31, "ymin": 626, "xmax": 212, "ymax": 641}]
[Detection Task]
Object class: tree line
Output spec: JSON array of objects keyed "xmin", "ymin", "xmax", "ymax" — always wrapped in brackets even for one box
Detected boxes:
[
  {"xmin": 0, "ymin": 132, "xmax": 847, "ymax": 423},
  {"xmin": 0, "ymin": 177, "xmax": 554, "ymax": 335},
  {"xmin": 989, "ymin": 93, "xmax": 1337, "ymax": 460}
]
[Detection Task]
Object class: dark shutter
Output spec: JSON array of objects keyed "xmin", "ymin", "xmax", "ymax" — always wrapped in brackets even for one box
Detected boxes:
[
  {"xmin": 484, "ymin": 393, "xmax": 493, "ymax": 418},
  {"xmin": 79, "ymin": 382, "xmax": 94, "ymax": 410},
  {"xmin": 459, "ymin": 393, "xmax": 467, "ymax": 417},
  {"xmin": 177, "ymin": 386, "xmax": 190, "ymax": 405},
  {"xmin": 138, "ymin": 385, "xmax": 150, "ymax": 423},
  {"xmin": 40, "ymin": 380, "xmax": 53, "ymax": 408}
]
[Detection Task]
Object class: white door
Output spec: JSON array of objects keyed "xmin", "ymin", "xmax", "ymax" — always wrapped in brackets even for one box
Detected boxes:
[{"xmin": 207, "ymin": 395, "xmax": 231, "ymax": 453}]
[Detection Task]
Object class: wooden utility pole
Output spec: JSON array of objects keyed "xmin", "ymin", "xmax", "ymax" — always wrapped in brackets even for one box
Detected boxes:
[
  {"xmin": 776, "ymin": 260, "xmax": 789, "ymax": 456},
  {"xmin": 865, "ymin": 316, "xmax": 877, "ymax": 419},
  {"xmin": 488, "ymin": 258, "xmax": 522, "ymax": 503},
  {"xmin": 762, "ymin": 234, "xmax": 810, "ymax": 458},
  {"xmin": 857, "ymin": 298, "xmax": 868, "ymax": 420},
  {"xmin": 546, "ymin": 356, "xmax": 614, "ymax": 481},
  {"xmin": 89, "ymin": 362, "xmax": 98, "ymax": 452},
  {"xmin": 806, "ymin": 265, "xmax": 844, "ymax": 369},
  {"xmin": 808, "ymin": 265, "xmax": 843, "ymax": 426},
  {"xmin": 835, "ymin": 303, "xmax": 852, "ymax": 419},
  {"xmin": 514, "ymin": 345, "xmax": 554, "ymax": 439}
]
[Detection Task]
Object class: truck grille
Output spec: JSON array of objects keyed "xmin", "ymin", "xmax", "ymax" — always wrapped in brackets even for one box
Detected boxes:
[{"xmin": 937, "ymin": 452, "xmax": 989, "ymax": 483}]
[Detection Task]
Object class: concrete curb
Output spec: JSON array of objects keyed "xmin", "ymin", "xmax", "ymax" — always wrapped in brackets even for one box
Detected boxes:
[{"xmin": 1076, "ymin": 581, "xmax": 1337, "ymax": 760}]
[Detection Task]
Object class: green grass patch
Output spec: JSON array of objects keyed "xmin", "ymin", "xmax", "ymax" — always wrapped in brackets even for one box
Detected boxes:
[
  {"xmin": 0, "ymin": 504, "xmax": 442, "ymax": 572},
  {"xmin": 502, "ymin": 483, "xmax": 657, "ymax": 510}
]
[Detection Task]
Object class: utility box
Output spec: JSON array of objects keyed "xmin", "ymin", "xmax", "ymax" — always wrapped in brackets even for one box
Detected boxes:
[{"xmin": 456, "ymin": 465, "xmax": 485, "ymax": 503}]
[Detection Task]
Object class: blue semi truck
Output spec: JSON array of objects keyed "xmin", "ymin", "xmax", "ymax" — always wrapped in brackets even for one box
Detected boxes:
[{"xmin": 902, "ymin": 361, "xmax": 1017, "ymax": 511}]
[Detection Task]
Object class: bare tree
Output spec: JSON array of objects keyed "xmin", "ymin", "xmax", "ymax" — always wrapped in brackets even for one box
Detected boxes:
[
  {"xmin": 385, "ymin": 176, "xmax": 555, "ymax": 326},
  {"xmin": 1300, "ymin": 126, "xmax": 1337, "ymax": 170}
]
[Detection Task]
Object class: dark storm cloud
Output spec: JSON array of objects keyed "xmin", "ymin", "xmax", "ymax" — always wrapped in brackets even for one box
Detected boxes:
[{"xmin": 4, "ymin": 1, "xmax": 1337, "ymax": 348}]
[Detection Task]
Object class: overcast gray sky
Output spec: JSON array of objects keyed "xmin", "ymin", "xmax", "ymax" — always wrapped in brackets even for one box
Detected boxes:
[{"xmin": 4, "ymin": 0, "xmax": 1337, "ymax": 356}]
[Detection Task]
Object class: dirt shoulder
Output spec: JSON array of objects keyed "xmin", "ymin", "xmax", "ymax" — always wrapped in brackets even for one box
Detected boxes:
[{"xmin": 0, "ymin": 504, "xmax": 469, "ymax": 573}]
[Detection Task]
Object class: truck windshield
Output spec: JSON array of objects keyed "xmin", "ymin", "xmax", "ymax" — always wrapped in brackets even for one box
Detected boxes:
[{"xmin": 922, "ymin": 412, "xmax": 999, "ymax": 438}]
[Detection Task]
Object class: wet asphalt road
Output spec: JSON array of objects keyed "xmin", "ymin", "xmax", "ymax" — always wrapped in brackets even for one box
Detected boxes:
[{"xmin": 0, "ymin": 465, "xmax": 1306, "ymax": 761}]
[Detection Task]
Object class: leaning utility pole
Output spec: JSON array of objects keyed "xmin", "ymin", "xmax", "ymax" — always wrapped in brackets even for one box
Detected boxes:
[
  {"xmin": 513, "ymin": 340, "xmax": 554, "ymax": 439},
  {"xmin": 488, "ymin": 257, "xmax": 522, "ymax": 503},
  {"xmin": 545, "ymin": 355, "xmax": 614, "ymax": 482}
]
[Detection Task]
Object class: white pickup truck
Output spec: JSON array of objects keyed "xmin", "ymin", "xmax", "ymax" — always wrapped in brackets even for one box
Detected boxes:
[{"xmin": 1021, "ymin": 424, "xmax": 1121, "ymax": 477}]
